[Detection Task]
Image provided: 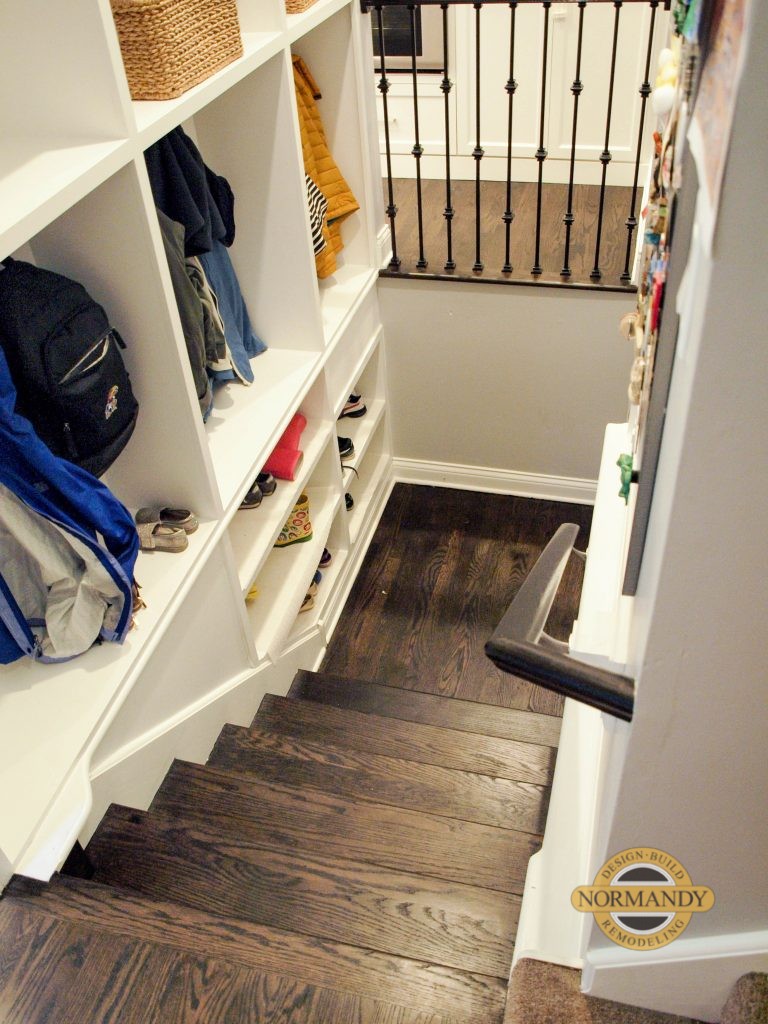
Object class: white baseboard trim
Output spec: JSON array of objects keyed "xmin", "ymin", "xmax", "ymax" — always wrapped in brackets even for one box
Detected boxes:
[
  {"xmin": 392, "ymin": 457, "xmax": 596, "ymax": 505},
  {"xmin": 584, "ymin": 929, "xmax": 768, "ymax": 1023}
]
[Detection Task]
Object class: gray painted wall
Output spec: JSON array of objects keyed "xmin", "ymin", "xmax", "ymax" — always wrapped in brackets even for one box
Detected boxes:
[{"xmin": 379, "ymin": 279, "xmax": 633, "ymax": 483}]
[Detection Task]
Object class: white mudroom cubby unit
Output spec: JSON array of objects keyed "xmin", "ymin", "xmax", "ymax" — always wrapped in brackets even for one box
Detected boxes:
[{"xmin": 0, "ymin": 0, "xmax": 393, "ymax": 888}]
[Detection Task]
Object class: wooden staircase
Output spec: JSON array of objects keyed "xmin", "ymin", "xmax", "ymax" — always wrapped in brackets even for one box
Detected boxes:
[{"xmin": 0, "ymin": 670, "xmax": 561, "ymax": 1023}]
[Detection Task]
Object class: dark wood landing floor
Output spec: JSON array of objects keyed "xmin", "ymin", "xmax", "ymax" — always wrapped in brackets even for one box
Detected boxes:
[
  {"xmin": 384, "ymin": 178, "xmax": 633, "ymax": 288},
  {"xmin": 0, "ymin": 489, "xmax": 592, "ymax": 1022},
  {"xmin": 323, "ymin": 483, "xmax": 592, "ymax": 716}
]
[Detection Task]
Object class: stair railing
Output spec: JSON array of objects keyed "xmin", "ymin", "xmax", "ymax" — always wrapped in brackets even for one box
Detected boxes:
[
  {"xmin": 362, "ymin": 0, "xmax": 666, "ymax": 288},
  {"xmin": 485, "ymin": 523, "xmax": 635, "ymax": 721}
]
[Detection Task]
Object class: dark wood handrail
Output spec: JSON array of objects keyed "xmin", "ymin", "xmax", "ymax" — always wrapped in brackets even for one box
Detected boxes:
[{"xmin": 485, "ymin": 523, "xmax": 635, "ymax": 721}]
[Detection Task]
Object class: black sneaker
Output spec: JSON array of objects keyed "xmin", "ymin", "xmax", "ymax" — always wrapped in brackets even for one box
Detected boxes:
[
  {"xmin": 345, "ymin": 492, "xmax": 354, "ymax": 511},
  {"xmin": 337, "ymin": 436, "xmax": 355, "ymax": 461}
]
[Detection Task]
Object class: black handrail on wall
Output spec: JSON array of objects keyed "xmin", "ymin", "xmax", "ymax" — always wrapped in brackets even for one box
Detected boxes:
[
  {"xmin": 362, "ymin": 0, "xmax": 667, "ymax": 286},
  {"xmin": 484, "ymin": 523, "xmax": 635, "ymax": 721}
]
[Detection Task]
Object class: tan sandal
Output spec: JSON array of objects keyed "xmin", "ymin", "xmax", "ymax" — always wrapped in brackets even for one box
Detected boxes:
[{"xmin": 137, "ymin": 521, "xmax": 188, "ymax": 553}]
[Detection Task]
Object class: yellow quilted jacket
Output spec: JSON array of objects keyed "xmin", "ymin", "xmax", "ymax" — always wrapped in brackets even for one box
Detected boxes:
[{"xmin": 293, "ymin": 55, "xmax": 360, "ymax": 279}]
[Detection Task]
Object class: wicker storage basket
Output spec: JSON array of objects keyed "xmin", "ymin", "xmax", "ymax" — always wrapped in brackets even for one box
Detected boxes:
[
  {"xmin": 285, "ymin": 0, "xmax": 317, "ymax": 13},
  {"xmin": 111, "ymin": 0, "xmax": 243, "ymax": 101}
]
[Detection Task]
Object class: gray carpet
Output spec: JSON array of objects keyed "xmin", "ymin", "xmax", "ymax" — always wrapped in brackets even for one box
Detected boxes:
[{"xmin": 506, "ymin": 958, "xmax": 717, "ymax": 1024}]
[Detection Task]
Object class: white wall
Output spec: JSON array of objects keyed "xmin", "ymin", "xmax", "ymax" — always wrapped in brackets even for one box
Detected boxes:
[
  {"xmin": 380, "ymin": 278, "xmax": 633, "ymax": 493},
  {"xmin": 584, "ymin": 5, "xmax": 768, "ymax": 1019}
]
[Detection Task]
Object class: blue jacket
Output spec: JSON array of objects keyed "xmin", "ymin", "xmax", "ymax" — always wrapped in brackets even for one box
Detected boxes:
[{"xmin": 0, "ymin": 348, "xmax": 138, "ymax": 663}]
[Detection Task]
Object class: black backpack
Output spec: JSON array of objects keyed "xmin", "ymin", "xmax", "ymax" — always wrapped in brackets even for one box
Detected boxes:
[{"xmin": 0, "ymin": 259, "xmax": 138, "ymax": 478}]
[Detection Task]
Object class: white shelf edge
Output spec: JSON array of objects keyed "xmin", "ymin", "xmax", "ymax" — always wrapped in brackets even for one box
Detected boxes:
[
  {"xmin": 331, "ymin": 324, "xmax": 384, "ymax": 419},
  {"xmin": 287, "ymin": 0, "xmax": 352, "ymax": 44},
  {"xmin": 230, "ymin": 423, "xmax": 333, "ymax": 592},
  {"xmin": 288, "ymin": 538, "xmax": 350, "ymax": 647},
  {"xmin": 206, "ymin": 347, "xmax": 323, "ymax": 513},
  {"xmin": 246, "ymin": 486, "xmax": 341, "ymax": 660},
  {"xmin": 340, "ymin": 397, "xmax": 387, "ymax": 475},
  {"xmin": 349, "ymin": 451, "xmax": 391, "ymax": 545},
  {"xmin": 133, "ymin": 32, "xmax": 285, "ymax": 147},
  {"xmin": 320, "ymin": 264, "xmax": 379, "ymax": 348}
]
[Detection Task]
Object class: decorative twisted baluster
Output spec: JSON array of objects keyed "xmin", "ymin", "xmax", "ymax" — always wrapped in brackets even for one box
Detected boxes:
[
  {"xmin": 532, "ymin": 0, "xmax": 551, "ymax": 276},
  {"xmin": 561, "ymin": 0, "xmax": 587, "ymax": 278},
  {"xmin": 409, "ymin": 3, "xmax": 428, "ymax": 269},
  {"xmin": 621, "ymin": 0, "xmax": 658, "ymax": 281},
  {"xmin": 472, "ymin": 1, "xmax": 484, "ymax": 272},
  {"xmin": 502, "ymin": 1, "xmax": 518, "ymax": 274},
  {"xmin": 590, "ymin": 0, "xmax": 623, "ymax": 281},
  {"xmin": 441, "ymin": 3, "xmax": 456, "ymax": 271},
  {"xmin": 375, "ymin": 4, "xmax": 400, "ymax": 270}
]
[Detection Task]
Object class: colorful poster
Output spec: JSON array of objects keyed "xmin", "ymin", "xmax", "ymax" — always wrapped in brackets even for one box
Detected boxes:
[{"xmin": 687, "ymin": 0, "xmax": 752, "ymax": 250}]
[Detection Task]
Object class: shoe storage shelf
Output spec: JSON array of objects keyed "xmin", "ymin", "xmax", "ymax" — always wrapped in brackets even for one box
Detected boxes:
[{"xmin": 0, "ymin": 0, "xmax": 393, "ymax": 887}]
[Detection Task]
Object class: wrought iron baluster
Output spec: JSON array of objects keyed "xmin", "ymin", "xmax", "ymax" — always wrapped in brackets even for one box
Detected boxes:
[
  {"xmin": 532, "ymin": 0, "xmax": 551, "ymax": 276},
  {"xmin": 441, "ymin": 3, "xmax": 456, "ymax": 270},
  {"xmin": 473, "ymin": 1, "xmax": 484, "ymax": 272},
  {"xmin": 375, "ymin": 5, "xmax": 400, "ymax": 270},
  {"xmin": 502, "ymin": 1, "xmax": 518, "ymax": 274},
  {"xmin": 409, "ymin": 3, "xmax": 428, "ymax": 269},
  {"xmin": 561, "ymin": 0, "xmax": 586, "ymax": 278},
  {"xmin": 590, "ymin": 0, "xmax": 623, "ymax": 281},
  {"xmin": 621, "ymin": 0, "xmax": 658, "ymax": 281}
]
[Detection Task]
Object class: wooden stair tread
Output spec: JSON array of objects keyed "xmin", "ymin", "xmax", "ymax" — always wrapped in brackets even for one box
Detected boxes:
[
  {"xmin": 152, "ymin": 759, "xmax": 539, "ymax": 893},
  {"xmin": 290, "ymin": 670, "xmax": 562, "ymax": 747},
  {"xmin": 85, "ymin": 805, "xmax": 519, "ymax": 978},
  {"xmin": 209, "ymin": 723, "xmax": 550, "ymax": 834},
  {"xmin": 1, "ymin": 889, "xmax": 483, "ymax": 1024},
  {"xmin": 254, "ymin": 693, "xmax": 555, "ymax": 785}
]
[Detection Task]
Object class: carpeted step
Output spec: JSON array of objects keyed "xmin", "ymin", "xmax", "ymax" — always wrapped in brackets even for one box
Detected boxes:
[
  {"xmin": 253, "ymin": 693, "xmax": 556, "ymax": 785},
  {"xmin": 150, "ymin": 759, "xmax": 540, "ymax": 893},
  {"xmin": 2, "ymin": 882, "xmax": 486, "ymax": 1024},
  {"xmin": 85, "ymin": 805, "xmax": 519, "ymax": 979},
  {"xmin": 504, "ymin": 958, "xmax": 709, "ymax": 1024},
  {"xmin": 719, "ymin": 973, "xmax": 768, "ymax": 1024},
  {"xmin": 209, "ymin": 722, "xmax": 550, "ymax": 834},
  {"xmin": 289, "ymin": 670, "xmax": 562, "ymax": 747}
]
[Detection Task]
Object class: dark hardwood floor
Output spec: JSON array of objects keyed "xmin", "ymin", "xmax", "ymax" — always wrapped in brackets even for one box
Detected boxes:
[
  {"xmin": 0, "ymin": 488, "xmax": 592, "ymax": 1022},
  {"xmin": 323, "ymin": 484, "xmax": 592, "ymax": 716},
  {"xmin": 384, "ymin": 177, "xmax": 633, "ymax": 287}
]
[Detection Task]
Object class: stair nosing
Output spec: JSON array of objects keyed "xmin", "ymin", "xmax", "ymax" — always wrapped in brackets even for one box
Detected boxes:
[{"xmin": 211, "ymin": 722, "xmax": 549, "ymax": 836}]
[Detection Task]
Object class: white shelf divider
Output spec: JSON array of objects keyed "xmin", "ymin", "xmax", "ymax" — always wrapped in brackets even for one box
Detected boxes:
[{"xmin": 246, "ymin": 485, "xmax": 342, "ymax": 660}]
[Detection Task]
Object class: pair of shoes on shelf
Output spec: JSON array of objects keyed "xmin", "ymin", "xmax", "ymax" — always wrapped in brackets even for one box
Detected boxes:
[
  {"xmin": 300, "ymin": 569, "xmax": 323, "ymax": 613},
  {"xmin": 240, "ymin": 472, "xmax": 277, "ymax": 511},
  {"xmin": 339, "ymin": 391, "xmax": 367, "ymax": 419},
  {"xmin": 135, "ymin": 506, "xmax": 198, "ymax": 552},
  {"xmin": 338, "ymin": 435, "xmax": 355, "ymax": 461}
]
